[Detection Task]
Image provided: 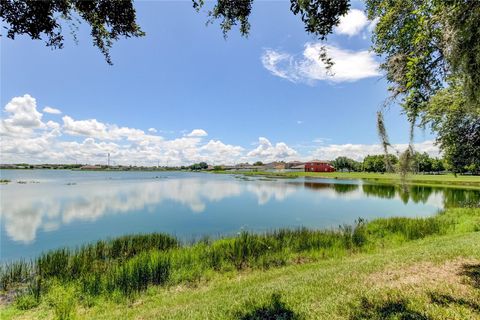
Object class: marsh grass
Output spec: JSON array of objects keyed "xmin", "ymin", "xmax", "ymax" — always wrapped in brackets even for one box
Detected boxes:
[
  {"xmin": 0, "ymin": 260, "xmax": 31, "ymax": 291},
  {"xmin": 1, "ymin": 210, "xmax": 474, "ymax": 307}
]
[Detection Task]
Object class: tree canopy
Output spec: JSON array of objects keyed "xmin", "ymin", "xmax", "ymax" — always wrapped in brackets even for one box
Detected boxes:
[
  {"xmin": 423, "ymin": 86, "xmax": 480, "ymax": 174},
  {"xmin": 0, "ymin": 0, "xmax": 144, "ymax": 64},
  {"xmin": 3, "ymin": 0, "xmax": 479, "ymax": 99},
  {"xmin": 362, "ymin": 154, "xmax": 398, "ymax": 173},
  {"xmin": 1, "ymin": 0, "xmax": 350, "ymax": 64},
  {"xmin": 365, "ymin": 0, "xmax": 480, "ymax": 120},
  {"xmin": 331, "ymin": 156, "xmax": 361, "ymax": 172}
]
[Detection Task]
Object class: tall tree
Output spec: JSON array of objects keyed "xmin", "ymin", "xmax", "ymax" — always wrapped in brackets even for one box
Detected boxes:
[{"xmin": 423, "ymin": 86, "xmax": 480, "ymax": 174}]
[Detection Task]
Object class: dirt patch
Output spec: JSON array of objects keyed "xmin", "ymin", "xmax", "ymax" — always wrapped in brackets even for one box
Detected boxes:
[
  {"xmin": 293, "ymin": 256, "xmax": 313, "ymax": 265},
  {"xmin": 367, "ymin": 258, "xmax": 480, "ymax": 292}
]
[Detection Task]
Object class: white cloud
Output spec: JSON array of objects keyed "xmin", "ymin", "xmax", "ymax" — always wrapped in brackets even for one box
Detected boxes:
[
  {"xmin": 261, "ymin": 50, "xmax": 292, "ymax": 80},
  {"xmin": 336, "ymin": 9, "xmax": 369, "ymax": 36},
  {"xmin": 261, "ymin": 43, "xmax": 380, "ymax": 83},
  {"xmin": 310, "ymin": 140, "xmax": 441, "ymax": 161},
  {"xmin": 186, "ymin": 129, "xmax": 208, "ymax": 137},
  {"xmin": 43, "ymin": 106, "xmax": 62, "ymax": 114},
  {"xmin": 46, "ymin": 121, "xmax": 61, "ymax": 130},
  {"xmin": 1, "ymin": 94, "xmax": 440, "ymax": 167},
  {"xmin": 148, "ymin": 128, "xmax": 157, "ymax": 133},
  {"xmin": 199, "ymin": 140, "xmax": 244, "ymax": 164},
  {"xmin": 62, "ymin": 116, "xmax": 155, "ymax": 142},
  {"xmin": 62, "ymin": 116, "xmax": 108, "ymax": 138},
  {"xmin": 368, "ymin": 17, "xmax": 379, "ymax": 33},
  {"xmin": 2, "ymin": 94, "xmax": 44, "ymax": 132},
  {"xmin": 247, "ymin": 137, "xmax": 298, "ymax": 162},
  {"xmin": 313, "ymin": 137, "xmax": 331, "ymax": 144}
]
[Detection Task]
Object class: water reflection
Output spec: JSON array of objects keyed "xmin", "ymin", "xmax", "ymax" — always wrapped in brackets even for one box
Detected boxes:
[
  {"xmin": 361, "ymin": 183, "xmax": 479, "ymax": 207},
  {"xmin": 0, "ymin": 173, "xmax": 476, "ymax": 248},
  {"xmin": 0, "ymin": 177, "xmax": 297, "ymax": 244}
]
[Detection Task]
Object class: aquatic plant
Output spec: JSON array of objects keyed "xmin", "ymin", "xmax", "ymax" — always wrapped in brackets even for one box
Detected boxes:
[
  {"xmin": 0, "ymin": 259, "xmax": 31, "ymax": 291},
  {"xmin": 0, "ymin": 213, "xmax": 459, "ymax": 304}
]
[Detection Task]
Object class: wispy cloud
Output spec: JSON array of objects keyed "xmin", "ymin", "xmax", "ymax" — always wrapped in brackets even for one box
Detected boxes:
[
  {"xmin": 42, "ymin": 106, "xmax": 62, "ymax": 114},
  {"xmin": 261, "ymin": 43, "xmax": 380, "ymax": 84}
]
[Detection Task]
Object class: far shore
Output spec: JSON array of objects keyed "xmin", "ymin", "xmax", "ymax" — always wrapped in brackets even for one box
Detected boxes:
[
  {"xmin": 213, "ymin": 170, "xmax": 480, "ymax": 189},
  {"xmin": 2, "ymin": 168, "xmax": 480, "ymax": 189}
]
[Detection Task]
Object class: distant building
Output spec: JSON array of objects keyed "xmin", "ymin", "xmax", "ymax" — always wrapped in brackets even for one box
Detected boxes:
[
  {"xmin": 289, "ymin": 164, "xmax": 305, "ymax": 171},
  {"xmin": 304, "ymin": 160, "xmax": 335, "ymax": 172},
  {"xmin": 264, "ymin": 161, "xmax": 286, "ymax": 171},
  {"xmin": 285, "ymin": 161, "xmax": 304, "ymax": 169}
]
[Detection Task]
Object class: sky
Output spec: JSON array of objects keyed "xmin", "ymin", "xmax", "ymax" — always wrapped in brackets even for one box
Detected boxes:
[{"xmin": 0, "ymin": 1, "xmax": 439, "ymax": 166}]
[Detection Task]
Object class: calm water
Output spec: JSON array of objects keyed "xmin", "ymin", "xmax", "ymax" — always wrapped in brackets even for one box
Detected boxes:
[{"xmin": 0, "ymin": 170, "xmax": 477, "ymax": 261}]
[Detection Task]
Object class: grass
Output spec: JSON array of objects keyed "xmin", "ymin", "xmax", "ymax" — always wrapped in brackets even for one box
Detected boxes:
[
  {"xmin": 1, "ymin": 207, "xmax": 479, "ymax": 319},
  {"xmin": 216, "ymin": 171, "xmax": 480, "ymax": 189}
]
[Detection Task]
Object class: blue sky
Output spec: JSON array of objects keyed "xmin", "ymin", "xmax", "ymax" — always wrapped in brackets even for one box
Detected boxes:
[{"xmin": 1, "ymin": 1, "xmax": 438, "ymax": 165}]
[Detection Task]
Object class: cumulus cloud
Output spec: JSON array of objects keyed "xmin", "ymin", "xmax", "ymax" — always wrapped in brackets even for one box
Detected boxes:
[
  {"xmin": 200, "ymin": 140, "xmax": 244, "ymax": 164},
  {"xmin": 62, "ymin": 116, "xmax": 155, "ymax": 142},
  {"xmin": 43, "ymin": 106, "xmax": 62, "ymax": 114},
  {"xmin": 62, "ymin": 116, "xmax": 108, "ymax": 138},
  {"xmin": 311, "ymin": 140, "xmax": 441, "ymax": 161},
  {"xmin": 148, "ymin": 128, "xmax": 157, "ymax": 133},
  {"xmin": 1, "ymin": 95, "xmax": 248, "ymax": 165},
  {"xmin": 186, "ymin": 129, "xmax": 208, "ymax": 137},
  {"xmin": 261, "ymin": 43, "xmax": 380, "ymax": 83},
  {"xmin": 336, "ymin": 9, "xmax": 369, "ymax": 36},
  {"xmin": 247, "ymin": 137, "xmax": 297, "ymax": 162},
  {"xmin": 1, "ymin": 94, "xmax": 439, "ymax": 167},
  {"xmin": 2, "ymin": 94, "xmax": 44, "ymax": 131}
]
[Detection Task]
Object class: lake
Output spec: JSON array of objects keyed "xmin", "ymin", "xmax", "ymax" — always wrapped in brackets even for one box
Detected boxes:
[{"xmin": 0, "ymin": 170, "xmax": 476, "ymax": 261}]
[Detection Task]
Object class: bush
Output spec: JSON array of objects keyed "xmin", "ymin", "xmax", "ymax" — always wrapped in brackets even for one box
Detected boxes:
[
  {"xmin": 14, "ymin": 294, "xmax": 39, "ymax": 310},
  {"xmin": 46, "ymin": 284, "xmax": 77, "ymax": 320}
]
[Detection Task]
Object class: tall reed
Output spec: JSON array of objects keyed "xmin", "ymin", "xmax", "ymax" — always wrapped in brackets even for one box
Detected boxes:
[{"xmin": 1, "ymin": 214, "xmax": 455, "ymax": 303}]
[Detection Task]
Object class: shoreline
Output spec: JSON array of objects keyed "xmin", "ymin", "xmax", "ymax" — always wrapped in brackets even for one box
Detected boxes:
[
  {"xmin": 213, "ymin": 170, "xmax": 480, "ymax": 190},
  {"xmin": 1, "ymin": 206, "xmax": 479, "ymax": 319}
]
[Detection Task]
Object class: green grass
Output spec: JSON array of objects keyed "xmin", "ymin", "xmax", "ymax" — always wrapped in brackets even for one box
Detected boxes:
[
  {"xmin": 1, "ymin": 207, "xmax": 479, "ymax": 319},
  {"xmin": 217, "ymin": 171, "xmax": 480, "ymax": 189},
  {"xmin": 2, "ymin": 230, "xmax": 478, "ymax": 319}
]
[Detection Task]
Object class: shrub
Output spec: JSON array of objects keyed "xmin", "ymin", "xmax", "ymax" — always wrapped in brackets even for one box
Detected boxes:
[
  {"xmin": 14, "ymin": 294, "xmax": 39, "ymax": 310},
  {"xmin": 46, "ymin": 284, "xmax": 77, "ymax": 320}
]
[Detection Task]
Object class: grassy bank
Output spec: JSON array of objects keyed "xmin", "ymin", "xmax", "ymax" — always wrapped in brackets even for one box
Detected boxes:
[
  {"xmin": 1, "ymin": 207, "xmax": 479, "ymax": 319},
  {"xmin": 219, "ymin": 171, "xmax": 480, "ymax": 189}
]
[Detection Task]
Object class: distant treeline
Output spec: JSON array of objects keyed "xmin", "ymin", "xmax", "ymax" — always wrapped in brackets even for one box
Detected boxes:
[{"xmin": 332, "ymin": 153, "xmax": 452, "ymax": 174}]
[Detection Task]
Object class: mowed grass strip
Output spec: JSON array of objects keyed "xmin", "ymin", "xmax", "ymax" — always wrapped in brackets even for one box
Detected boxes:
[{"xmin": 218, "ymin": 171, "xmax": 480, "ymax": 189}]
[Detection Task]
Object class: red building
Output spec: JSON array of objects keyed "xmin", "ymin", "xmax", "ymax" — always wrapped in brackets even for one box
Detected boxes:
[{"xmin": 304, "ymin": 160, "xmax": 335, "ymax": 172}]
